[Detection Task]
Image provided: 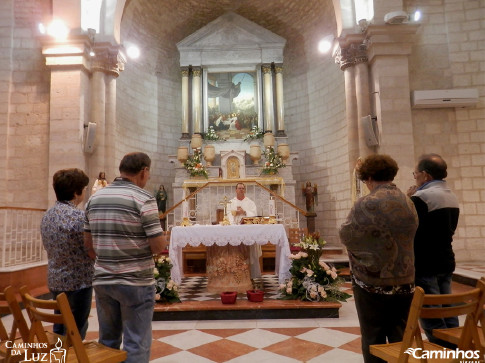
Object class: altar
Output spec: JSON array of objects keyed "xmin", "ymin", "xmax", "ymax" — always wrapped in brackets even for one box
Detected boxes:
[{"xmin": 169, "ymin": 224, "xmax": 292, "ymax": 291}]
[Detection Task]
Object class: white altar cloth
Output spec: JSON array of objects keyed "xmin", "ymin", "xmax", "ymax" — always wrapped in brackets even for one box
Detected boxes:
[{"xmin": 169, "ymin": 224, "xmax": 292, "ymax": 284}]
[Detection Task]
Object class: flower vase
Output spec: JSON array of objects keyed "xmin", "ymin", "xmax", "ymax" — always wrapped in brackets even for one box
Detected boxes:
[
  {"xmin": 277, "ymin": 143, "xmax": 290, "ymax": 162},
  {"xmin": 203, "ymin": 144, "xmax": 215, "ymax": 166},
  {"xmin": 249, "ymin": 144, "xmax": 262, "ymax": 165},
  {"xmin": 177, "ymin": 147, "xmax": 188, "ymax": 166}
]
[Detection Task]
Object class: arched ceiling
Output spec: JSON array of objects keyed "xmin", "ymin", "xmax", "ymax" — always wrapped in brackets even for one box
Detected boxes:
[{"xmin": 121, "ymin": 0, "xmax": 337, "ymax": 77}]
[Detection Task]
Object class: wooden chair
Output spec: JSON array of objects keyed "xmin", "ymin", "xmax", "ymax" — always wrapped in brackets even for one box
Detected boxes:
[
  {"xmin": 433, "ymin": 277, "xmax": 485, "ymax": 357},
  {"xmin": 369, "ymin": 284, "xmax": 484, "ymax": 363},
  {"xmin": 1, "ymin": 286, "xmax": 64, "ymax": 362},
  {"xmin": 0, "ymin": 286, "xmax": 32, "ymax": 362},
  {"xmin": 20, "ymin": 286, "xmax": 126, "ymax": 363}
]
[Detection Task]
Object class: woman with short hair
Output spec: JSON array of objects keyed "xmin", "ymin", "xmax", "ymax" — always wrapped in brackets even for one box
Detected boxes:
[
  {"xmin": 339, "ymin": 154, "xmax": 418, "ymax": 363},
  {"xmin": 41, "ymin": 168, "xmax": 93, "ymax": 339}
]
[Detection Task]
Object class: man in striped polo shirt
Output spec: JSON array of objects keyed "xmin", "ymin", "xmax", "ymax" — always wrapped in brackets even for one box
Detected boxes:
[{"xmin": 84, "ymin": 152, "xmax": 165, "ymax": 363}]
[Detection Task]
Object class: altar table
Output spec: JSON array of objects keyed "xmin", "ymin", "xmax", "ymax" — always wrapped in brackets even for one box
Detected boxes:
[{"xmin": 169, "ymin": 224, "xmax": 292, "ymax": 285}]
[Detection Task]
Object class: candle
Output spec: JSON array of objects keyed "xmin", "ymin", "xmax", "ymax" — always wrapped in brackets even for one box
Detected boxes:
[
  {"xmin": 269, "ymin": 199, "xmax": 275, "ymax": 217},
  {"xmin": 182, "ymin": 200, "xmax": 189, "ymax": 218}
]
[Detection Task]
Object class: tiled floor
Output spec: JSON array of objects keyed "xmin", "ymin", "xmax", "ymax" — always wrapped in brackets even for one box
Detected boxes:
[
  {"xmin": 2, "ymin": 262, "xmax": 482, "ymax": 363},
  {"xmin": 97, "ymin": 263, "xmax": 482, "ymax": 362}
]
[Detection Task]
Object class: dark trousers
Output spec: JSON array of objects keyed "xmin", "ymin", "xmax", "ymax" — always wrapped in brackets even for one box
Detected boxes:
[
  {"xmin": 415, "ymin": 272, "xmax": 458, "ymax": 349},
  {"xmin": 352, "ymin": 283, "xmax": 413, "ymax": 363},
  {"xmin": 51, "ymin": 287, "xmax": 93, "ymax": 340}
]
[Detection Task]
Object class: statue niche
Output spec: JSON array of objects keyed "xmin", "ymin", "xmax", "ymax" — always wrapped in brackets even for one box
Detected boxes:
[{"xmin": 220, "ymin": 150, "xmax": 246, "ymax": 179}]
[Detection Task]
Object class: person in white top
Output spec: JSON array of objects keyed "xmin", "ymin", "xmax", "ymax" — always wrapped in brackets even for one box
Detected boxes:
[
  {"xmin": 226, "ymin": 183, "xmax": 261, "ymax": 278},
  {"xmin": 91, "ymin": 171, "xmax": 108, "ymax": 194}
]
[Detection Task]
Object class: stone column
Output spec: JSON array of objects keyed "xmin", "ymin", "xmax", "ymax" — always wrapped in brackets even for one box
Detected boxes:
[
  {"xmin": 353, "ymin": 44, "xmax": 373, "ymax": 157},
  {"xmin": 365, "ymin": 25, "xmax": 419, "ymax": 186},
  {"xmin": 274, "ymin": 64, "xmax": 286, "ymax": 136},
  {"xmin": 192, "ymin": 67, "xmax": 202, "ymax": 134},
  {"xmin": 335, "ymin": 44, "xmax": 359, "ymax": 174},
  {"xmin": 181, "ymin": 67, "xmax": 190, "ymax": 138},
  {"xmin": 90, "ymin": 44, "xmax": 125, "ymax": 184},
  {"xmin": 105, "ymin": 74, "xmax": 117, "ymax": 179},
  {"xmin": 41, "ymin": 37, "xmax": 92, "ymax": 205},
  {"xmin": 90, "ymin": 70, "xmax": 106, "ymax": 177},
  {"xmin": 262, "ymin": 64, "xmax": 274, "ymax": 132}
]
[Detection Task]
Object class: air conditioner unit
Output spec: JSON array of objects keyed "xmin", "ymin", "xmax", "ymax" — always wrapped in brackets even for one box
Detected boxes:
[{"xmin": 412, "ymin": 89, "xmax": 479, "ymax": 108}]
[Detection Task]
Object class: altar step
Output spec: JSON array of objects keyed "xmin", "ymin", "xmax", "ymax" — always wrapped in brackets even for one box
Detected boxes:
[{"xmin": 153, "ymin": 274, "xmax": 351, "ymax": 321}]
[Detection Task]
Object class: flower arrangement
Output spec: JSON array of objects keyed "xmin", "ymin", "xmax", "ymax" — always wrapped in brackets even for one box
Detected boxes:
[
  {"xmin": 184, "ymin": 148, "xmax": 208, "ymax": 178},
  {"xmin": 243, "ymin": 125, "xmax": 264, "ymax": 142},
  {"xmin": 279, "ymin": 232, "xmax": 351, "ymax": 302},
  {"xmin": 154, "ymin": 255, "xmax": 181, "ymax": 303},
  {"xmin": 261, "ymin": 146, "xmax": 286, "ymax": 175},
  {"xmin": 203, "ymin": 126, "xmax": 224, "ymax": 141}
]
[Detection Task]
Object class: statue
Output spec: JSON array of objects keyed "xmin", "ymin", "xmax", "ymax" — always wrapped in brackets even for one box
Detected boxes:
[
  {"xmin": 155, "ymin": 184, "xmax": 168, "ymax": 213},
  {"xmin": 302, "ymin": 181, "xmax": 318, "ymax": 213}
]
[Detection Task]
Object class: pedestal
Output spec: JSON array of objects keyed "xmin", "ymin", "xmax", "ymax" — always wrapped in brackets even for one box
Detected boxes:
[
  {"xmin": 306, "ymin": 212, "xmax": 317, "ymax": 233},
  {"xmin": 206, "ymin": 245, "xmax": 253, "ymax": 293}
]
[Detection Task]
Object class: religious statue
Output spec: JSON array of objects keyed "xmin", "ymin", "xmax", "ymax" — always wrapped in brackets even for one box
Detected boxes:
[
  {"xmin": 302, "ymin": 181, "xmax": 318, "ymax": 213},
  {"xmin": 155, "ymin": 184, "xmax": 168, "ymax": 213}
]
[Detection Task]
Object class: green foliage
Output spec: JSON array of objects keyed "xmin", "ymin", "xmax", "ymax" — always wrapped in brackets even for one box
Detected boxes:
[
  {"xmin": 279, "ymin": 232, "xmax": 352, "ymax": 302},
  {"xmin": 261, "ymin": 146, "xmax": 286, "ymax": 175},
  {"xmin": 184, "ymin": 148, "xmax": 208, "ymax": 178},
  {"xmin": 243, "ymin": 126, "xmax": 264, "ymax": 141},
  {"xmin": 154, "ymin": 256, "xmax": 181, "ymax": 304}
]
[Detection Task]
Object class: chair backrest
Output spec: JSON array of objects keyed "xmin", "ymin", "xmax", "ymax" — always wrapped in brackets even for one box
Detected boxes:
[
  {"xmin": 20, "ymin": 286, "xmax": 90, "ymax": 362},
  {"xmin": 3, "ymin": 286, "xmax": 31, "ymax": 343},
  {"xmin": 0, "ymin": 290, "xmax": 11, "ymax": 342},
  {"xmin": 398, "ymin": 284, "xmax": 484, "ymax": 363},
  {"xmin": 288, "ymin": 228, "xmax": 308, "ymax": 244}
]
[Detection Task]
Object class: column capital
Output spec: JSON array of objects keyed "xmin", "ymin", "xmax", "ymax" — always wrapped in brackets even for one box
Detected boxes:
[
  {"xmin": 363, "ymin": 24, "xmax": 419, "ymax": 63},
  {"xmin": 91, "ymin": 43, "xmax": 126, "ymax": 77},
  {"xmin": 261, "ymin": 64, "xmax": 272, "ymax": 74},
  {"xmin": 181, "ymin": 67, "xmax": 190, "ymax": 77},
  {"xmin": 192, "ymin": 66, "xmax": 202, "ymax": 77},
  {"xmin": 40, "ymin": 34, "xmax": 93, "ymax": 73},
  {"xmin": 334, "ymin": 36, "xmax": 368, "ymax": 71},
  {"xmin": 274, "ymin": 64, "xmax": 284, "ymax": 74}
]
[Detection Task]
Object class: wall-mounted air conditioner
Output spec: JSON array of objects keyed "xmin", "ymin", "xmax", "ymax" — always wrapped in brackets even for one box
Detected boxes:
[{"xmin": 412, "ymin": 88, "xmax": 479, "ymax": 108}]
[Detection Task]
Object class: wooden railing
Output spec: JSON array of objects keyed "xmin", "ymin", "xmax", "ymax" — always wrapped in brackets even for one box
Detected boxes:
[{"xmin": 160, "ymin": 179, "xmax": 307, "ymax": 230}]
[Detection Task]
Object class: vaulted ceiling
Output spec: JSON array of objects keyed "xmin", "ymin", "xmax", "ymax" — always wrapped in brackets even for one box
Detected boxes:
[{"xmin": 121, "ymin": 0, "xmax": 337, "ymax": 76}]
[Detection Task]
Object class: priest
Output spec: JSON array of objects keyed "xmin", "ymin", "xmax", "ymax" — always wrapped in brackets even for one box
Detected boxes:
[{"xmin": 226, "ymin": 183, "xmax": 261, "ymax": 278}]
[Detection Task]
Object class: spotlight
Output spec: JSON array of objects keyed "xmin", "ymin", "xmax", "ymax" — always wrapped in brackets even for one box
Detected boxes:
[
  {"xmin": 413, "ymin": 10, "xmax": 422, "ymax": 22},
  {"xmin": 126, "ymin": 45, "xmax": 140, "ymax": 59},
  {"xmin": 318, "ymin": 35, "xmax": 334, "ymax": 54},
  {"xmin": 47, "ymin": 19, "xmax": 69, "ymax": 40},
  {"xmin": 38, "ymin": 23, "xmax": 46, "ymax": 35}
]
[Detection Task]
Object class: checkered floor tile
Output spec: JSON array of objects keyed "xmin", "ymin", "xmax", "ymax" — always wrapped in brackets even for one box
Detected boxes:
[{"xmin": 178, "ymin": 274, "xmax": 282, "ymax": 301}]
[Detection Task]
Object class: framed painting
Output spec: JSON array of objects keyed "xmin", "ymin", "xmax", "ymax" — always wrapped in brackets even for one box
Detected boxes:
[{"xmin": 203, "ymin": 68, "xmax": 262, "ymax": 140}]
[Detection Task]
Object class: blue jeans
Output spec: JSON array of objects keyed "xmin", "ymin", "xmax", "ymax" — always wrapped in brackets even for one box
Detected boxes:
[
  {"xmin": 51, "ymin": 287, "xmax": 93, "ymax": 340},
  {"xmin": 415, "ymin": 273, "xmax": 458, "ymax": 348},
  {"xmin": 94, "ymin": 284, "xmax": 155, "ymax": 363}
]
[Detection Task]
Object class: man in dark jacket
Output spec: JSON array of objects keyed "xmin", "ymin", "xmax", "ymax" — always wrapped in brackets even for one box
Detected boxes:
[{"xmin": 407, "ymin": 153, "xmax": 460, "ymax": 347}]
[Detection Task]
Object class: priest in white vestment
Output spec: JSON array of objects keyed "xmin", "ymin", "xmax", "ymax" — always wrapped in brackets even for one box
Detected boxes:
[{"xmin": 226, "ymin": 183, "xmax": 262, "ymax": 278}]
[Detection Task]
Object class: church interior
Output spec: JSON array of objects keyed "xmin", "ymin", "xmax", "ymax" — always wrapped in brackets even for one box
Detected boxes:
[{"xmin": 1, "ymin": 0, "xmax": 484, "ymax": 362}]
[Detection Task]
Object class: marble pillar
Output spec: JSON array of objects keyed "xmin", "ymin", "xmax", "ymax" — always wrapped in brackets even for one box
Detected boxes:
[
  {"xmin": 262, "ymin": 64, "xmax": 274, "ymax": 132},
  {"xmin": 274, "ymin": 64, "xmax": 286, "ymax": 136},
  {"xmin": 181, "ymin": 67, "xmax": 189, "ymax": 138},
  {"xmin": 192, "ymin": 67, "xmax": 202, "ymax": 134}
]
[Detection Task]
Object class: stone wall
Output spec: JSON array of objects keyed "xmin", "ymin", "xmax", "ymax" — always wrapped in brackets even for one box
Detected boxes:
[
  {"xmin": 406, "ymin": 0, "xmax": 485, "ymax": 261},
  {"xmin": 285, "ymin": 58, "xmax": 348, "ymax": 246}
]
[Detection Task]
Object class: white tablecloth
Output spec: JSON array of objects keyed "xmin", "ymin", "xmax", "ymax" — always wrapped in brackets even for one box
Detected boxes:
[{"xmin": 169, "ymin": 224, "xmax": 292, "ymax": 284}]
